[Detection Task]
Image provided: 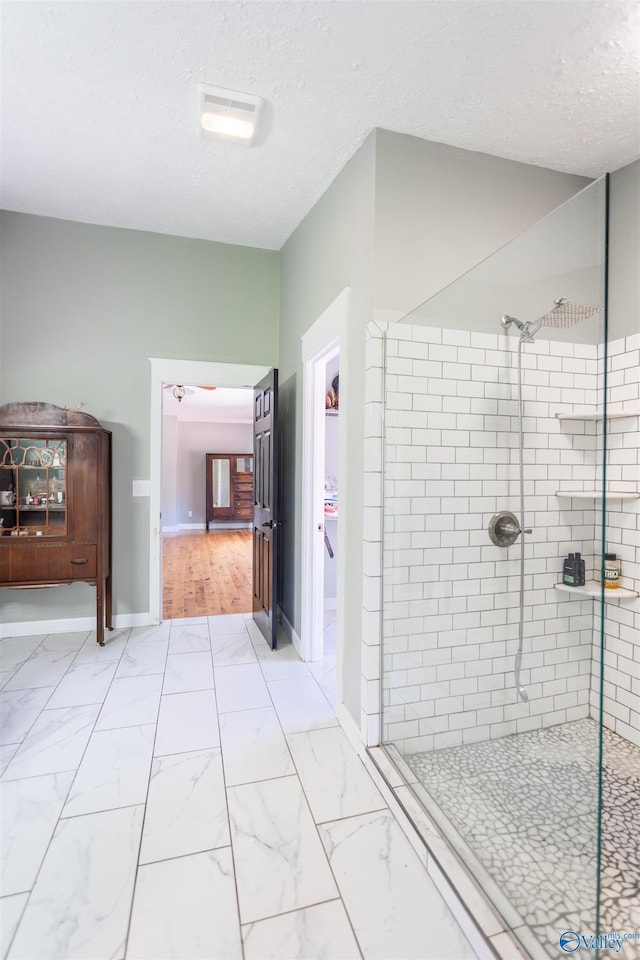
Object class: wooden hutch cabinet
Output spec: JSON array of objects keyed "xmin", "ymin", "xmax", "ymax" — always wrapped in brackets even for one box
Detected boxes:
[
  {"xmin": 0, "ymin": 402, "xmax": 113, "ymax": 645},
  {"xmin": 205, "ymin": 453, "xmax": 253, "ymax": 529}
]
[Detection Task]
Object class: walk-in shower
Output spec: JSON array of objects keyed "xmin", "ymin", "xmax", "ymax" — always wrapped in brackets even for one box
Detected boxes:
[
  {"xmin": 497, "ymin": 300, "xmax": 604, "ymax": 704},
  {"xmin": 378, "ymin": 177, "xmax": 640, "ymax": 958}
]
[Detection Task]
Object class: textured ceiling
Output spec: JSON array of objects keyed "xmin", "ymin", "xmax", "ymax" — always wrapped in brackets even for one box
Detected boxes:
[{"xmin": 1, "ymin": 1, "xmax": 638, "ymax": 250}]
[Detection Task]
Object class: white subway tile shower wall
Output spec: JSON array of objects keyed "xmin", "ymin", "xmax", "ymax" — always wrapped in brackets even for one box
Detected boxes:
[
  {"xmin": 591, "ymin": 333, "xmax": 640, "ymax": 748},
  {"xmin": 380, "ymin": 325, "xmax": 639, "ymax": 754}
]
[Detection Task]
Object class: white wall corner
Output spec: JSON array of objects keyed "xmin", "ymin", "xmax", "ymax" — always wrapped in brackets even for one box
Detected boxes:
[
  {"xmin": 364, "ymin": 401, "xmax": 383, "ymax": 440},
  {"xmin": 365, "ymin": 334, "xmax": 384, "ymax": 369},
  {"xmin": 362, "ymin": 676, "xmax": 381, "ymax": 714},
  {"xmin": 336, "ymin": 701, "xmax": 361, "ymax": 750},
  {"xmin": 361, "ymin": 708, "xmax": 381, "ymax": 747},
  {"xmin": 364, "ymin": 366, "xmax": 383, "ymax": 404},
  {"xmin": 278, "ymin": 606, "xmax": 303, "ymax": 658}
]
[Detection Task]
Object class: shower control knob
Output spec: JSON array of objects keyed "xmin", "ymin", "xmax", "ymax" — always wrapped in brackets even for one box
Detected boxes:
[{"xmin": 488, "ymin": 511, "xmax": 529, "ymax": 547}]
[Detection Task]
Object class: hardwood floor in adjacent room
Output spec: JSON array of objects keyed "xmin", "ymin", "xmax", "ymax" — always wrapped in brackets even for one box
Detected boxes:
[{"xmin": 162, "ymin": 529, "xmax": 252, "ymax": 620}]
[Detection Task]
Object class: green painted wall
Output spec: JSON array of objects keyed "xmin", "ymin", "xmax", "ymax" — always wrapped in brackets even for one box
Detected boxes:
[
  {"xmin": 373, "ymin": 130, "xmax": 590, "ymax": 321},
  {"xmin": 0, "ymin": 212, "xmax": 279, "ymax": 625},
  {"xmin": 278, "ymin": 133, "xmax": 377, "ymax": 721},
  {"xmin": 608, "ymin": 160, "xmax": 640, "ymax": 341}
]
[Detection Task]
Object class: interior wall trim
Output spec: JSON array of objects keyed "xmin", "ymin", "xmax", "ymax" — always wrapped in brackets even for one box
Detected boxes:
[{"xmin": 0, "ymin": 612, "xmax": 154, "ymax": 640}]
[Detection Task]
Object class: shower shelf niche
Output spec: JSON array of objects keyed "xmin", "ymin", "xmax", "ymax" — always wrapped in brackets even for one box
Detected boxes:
[
  {"xmin": 555, "ymin": 490, "xmax": 640, "ymax": 500},
  {"xmin": 555, "ymin": 581, "xmax": 638, "ymax": 600},
  {"xmin": 555, "ymin": 409, "xmax": 640, "ymax": 422}
]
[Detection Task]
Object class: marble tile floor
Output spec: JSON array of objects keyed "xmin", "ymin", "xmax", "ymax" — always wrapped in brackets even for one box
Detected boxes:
[{"xmin": 0, "ymin": 615, "xmax": 477, "ymax": 960}]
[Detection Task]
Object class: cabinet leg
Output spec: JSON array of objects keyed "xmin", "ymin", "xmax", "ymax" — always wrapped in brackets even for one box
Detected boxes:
[
  {"xmin": 105, "ymin": 573, "xmax": 113, "ymax": 630},
  {"xmin": 96, "ymin": 584, "xmax": 104, "ymax": 646}
]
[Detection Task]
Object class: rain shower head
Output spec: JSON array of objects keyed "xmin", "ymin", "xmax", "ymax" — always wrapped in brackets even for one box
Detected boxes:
[
  {"xmin": 536, "ymin": 297, "xmax": 602, "ymax": 329},
  {"xmin": 500, "ymin": 298, "xmax": 603, "ymax": 340}
]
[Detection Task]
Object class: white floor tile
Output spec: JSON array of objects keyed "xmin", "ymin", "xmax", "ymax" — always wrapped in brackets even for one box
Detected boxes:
[
  {"xmin": 168, "ymin": 622, "xmax": 210, "ymax": 655},
  {"xmin": 267, "ymin": 676, "xmax": 338, "ymax": 734},
  {"xmin": 39, "ymin": 632, "xmax": 89, "ymax": 652},
  {"xmin": 47, "ymin": 660, "xmax": 118, "ymax": 708},
  {"xmin": 95, "ymin": 675, "xmax": 163, "ymax": 731},
  {"xmin": 0, "ymin": 893, "xmax": 28, "ymax": 958},
  {"xmin": 139, "ymin": 748, "xmax": 228, "ymax": 864},
  {"xmin": 308, "ymin": 656, "xmax": 337, "ymax": 707},
  {"xmin": 115, "ymin": 642, "xmax": 168, "ymax": 678},
  {"xmin": 211, "ymin": 632, "xmax": 257, "ymax": 666},
  {"xmin": 8, "ymin": 805, "xmax": 144, "ymax": 960},
  {"xmin": 2, "ymin": 704, "xmax": 101, "ymax": 781},
  {"xmin": 0, "ymin": 687, "xmax": 54, "ymax": 746},
  {"xmin": 214, "ymin": 663, "xmax": 271, "ymax": 713},
  {"xmin": 0, "ymin": 617, "xmax": 487, "ymax": 960},
  {"xmin": 0, "ymin": 771, "xmax": 74, "ymax": 896},
  {"xmin": 319, "ymin": 810, "xmax": 474, "ymax": 960},
  {"xmin": 153, "ymin": 690, "xmax": 219, "ymax": 756},
  {"xmin": 220, "ymin": 706, "xmax": 295, "ymax": 786},
  {"xmin": 3, "ymin": 647, "xmax": 77, "ymax": 691},
  {"xmin": 73, "ymin": 628, "xmax": 129, "ymax": 663},
  {"xmin": 0, "ymin": 636, "xmax": 45, "ymax": 672},
  {"xmin": 62, "ymin": 724, "xmax": 155, "ymax": 818},
  {"xmin": 287, "ymin": 726, "xmax": 385, "ymax": 823},
  {"xmin": 86, "ymin": 627, "xmax": 131, "ymax": 649},
  {"xmin": 242, "ymin": 899, "xmax": 362, "ymax": 960},
  {"xmin": 127, "ymin": 848, "xmax": 242, "ymax": 960},
  {"xmin": 162, "ymin": 651, "xmax": 214, "ymax": 694},
  {"xmin": 129, "ymin": 622, "xmax": 171, "ymax": 644},
  {"xmin": 0, "ymin": 743, "xmax": 19, "ymax": 776},
  {"xmin": 252, "ymin": 640, "xmax": 311, "ymax": 682},
  {"xmin": 209, "ymin": 613, "xmax": 249, "ymax": 636},
  {"xmin": 0, "ymin": 669, "xmax": 17, "ymax": 690},
  {"xmin": 228, "ymin": 775, "xmax": 338, "ymax": 924}
]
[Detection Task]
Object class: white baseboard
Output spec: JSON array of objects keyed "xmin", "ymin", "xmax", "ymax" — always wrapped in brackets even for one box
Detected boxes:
[
  {"xmin": 0, "ymin": 612, "xmax": 156, "ymax": 640},
  {"xmin": 164, "ymin": 522, "xmax": 250, "ymax": 533},
  {"xmin": 277, "ymin": 607, "xmax": 302, "ymax": 658},
  {"xmin": 162, "ymin": 523, "xmax": 207, "ymax": 533},
  {"xmin": 207, "ymin": 522, "xmax": 251, "ymax": 530},
  {"xmin": 336, "ymin": 701, "xmax": 361, "ymax": 750}
]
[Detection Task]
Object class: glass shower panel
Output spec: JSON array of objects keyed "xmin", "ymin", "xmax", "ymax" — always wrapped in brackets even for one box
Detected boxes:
[
  {"xmin": 381, "ymin": 177, "xmax": 610, "ymax": 957},
  {"xmin": 596, "ymin": 251, "xmax": 640, "ymax": 946}
]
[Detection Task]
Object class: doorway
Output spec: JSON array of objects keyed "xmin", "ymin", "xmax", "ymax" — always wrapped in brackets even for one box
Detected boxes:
[
  {"xmin": 149, "ymin": 358, "xmax": 269, "ymax": 625},
  {"xmin": 300, "ymin": 289, "xmax": 349, "ymax": 707},
  {"xmin": 161, "ymin": 386, "xmax": 255, "ymax": 619}
]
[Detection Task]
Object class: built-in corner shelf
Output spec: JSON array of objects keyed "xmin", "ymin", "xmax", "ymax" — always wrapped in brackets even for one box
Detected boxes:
[
  {"xmin": 555, "ymin": 581, "xmax": 638, "ymax": 600},
  {"xmin": 555, "ymin": 408, "xmax": 640, "ymax": 422},
  {"xmin": 555, "ymin": 490, "xmax": 640, "ymax": 501}
]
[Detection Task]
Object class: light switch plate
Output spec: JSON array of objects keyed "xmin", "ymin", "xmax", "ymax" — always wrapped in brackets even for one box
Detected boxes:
[{"xmin": 132, "ymin": 479, "xmax": 150, "ymax": 497}]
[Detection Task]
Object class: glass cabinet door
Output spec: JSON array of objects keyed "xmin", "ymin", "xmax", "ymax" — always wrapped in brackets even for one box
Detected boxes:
[
  {"xmin": 0, "ymin": 438, "xmax": 67, "ymax": 537},
  {"xmin": 211, "ymin": 457, "xmax": 231, "ymax": 509}
]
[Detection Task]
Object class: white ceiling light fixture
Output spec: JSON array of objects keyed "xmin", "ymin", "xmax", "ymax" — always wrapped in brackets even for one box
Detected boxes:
[{"xmin": 197, "ymin": 83, "xmax": 263, "ymax": 147}]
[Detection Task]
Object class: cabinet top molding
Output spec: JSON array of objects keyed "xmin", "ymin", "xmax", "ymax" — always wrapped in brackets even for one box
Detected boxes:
[{"xmin": 0, "ymin": 402, "xmax": 105, "ymax": 430}]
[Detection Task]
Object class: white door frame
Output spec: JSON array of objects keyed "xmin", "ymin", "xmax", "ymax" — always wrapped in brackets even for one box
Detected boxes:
[
  {"xmin": 300, "ymin": 289, "xmax": 349, "ymax": 673},
  {"xmin": 149, "ymin": 357, "xmax": 269, "ymax": 624}
]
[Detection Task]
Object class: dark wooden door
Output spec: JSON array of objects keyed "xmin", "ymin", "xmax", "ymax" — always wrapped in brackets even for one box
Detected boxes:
[{"xmin": 252, "ymin": 369, "xmax": 278, "ymax": 649}]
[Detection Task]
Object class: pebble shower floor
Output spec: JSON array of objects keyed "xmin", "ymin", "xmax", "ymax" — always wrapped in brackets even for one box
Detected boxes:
[{"xmin": 405, "ymin": 718, "xmax": 640, "ymax": 957}]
